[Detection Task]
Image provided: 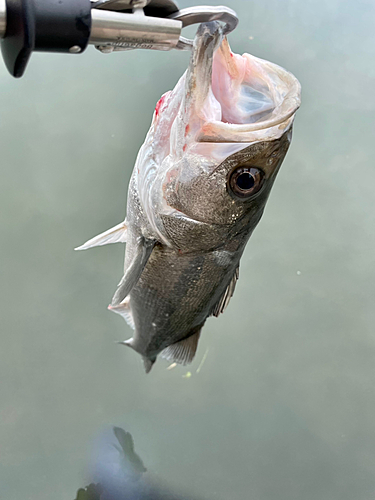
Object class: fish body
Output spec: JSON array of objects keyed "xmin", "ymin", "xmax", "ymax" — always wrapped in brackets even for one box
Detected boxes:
[{"xmin": 77, "ymin": 22, "xmax": 301, "ymax": 373}]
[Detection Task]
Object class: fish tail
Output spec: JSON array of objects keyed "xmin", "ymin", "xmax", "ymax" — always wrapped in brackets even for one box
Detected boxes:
[
  {"xmin": 142, "ymin": 356, "xmax": 156, "ymax": 374},
  {"xmin": 118, "ymin": 338, "xmax": 156, "ymax": 374}
]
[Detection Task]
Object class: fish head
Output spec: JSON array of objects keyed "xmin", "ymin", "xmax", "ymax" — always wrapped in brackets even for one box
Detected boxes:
[
  {"xmin": 143, "ymin": 22, "xmax": 300, "ymax": 244},
  {"xmin": 161, "ymin": 129, "xmax": 292, "ymax": 232}
]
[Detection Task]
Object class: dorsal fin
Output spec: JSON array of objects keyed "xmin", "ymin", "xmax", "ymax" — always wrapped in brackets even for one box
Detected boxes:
[
  {"xmin": 211, "ymin": 266, "xmax": 239, "ymax": 317},
  {"xmin": 160, "ymin": 324, "xmax": 203, "ymax": 365},
  {"xmin": 108, "ymin": 297, "xmax": 135, "ymax": 330}
]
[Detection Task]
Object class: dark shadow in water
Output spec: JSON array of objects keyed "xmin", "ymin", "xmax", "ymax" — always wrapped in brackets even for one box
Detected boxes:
[{"xmin": 74, "ymin": 427, "xmax": 200, "ymax": 500}]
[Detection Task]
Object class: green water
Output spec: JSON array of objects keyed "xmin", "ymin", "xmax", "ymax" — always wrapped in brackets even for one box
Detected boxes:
[{"xmin": 0, "ymin": 1, "xmax": 374, "ymax": 499}]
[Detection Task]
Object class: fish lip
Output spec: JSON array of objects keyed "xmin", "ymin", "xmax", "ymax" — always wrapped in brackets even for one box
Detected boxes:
[
  {"xmin": 166, "ymin": 206, "xmax": 232, "ymax": 228},
  {"xmin": 198, "ymin": 106, "xmax": 299, "ymax": 137},
  {"xmin": 197, "ymin": 106, "xmax": 299, "ymax": 144},
  {"xmin": 207, "ymin": 122, "xmax": 293, "ymax": 177}
]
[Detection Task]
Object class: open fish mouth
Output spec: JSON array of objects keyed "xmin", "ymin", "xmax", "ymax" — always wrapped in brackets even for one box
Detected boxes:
[
  {"xmin": 204, "ymin": 37, "xmax": 301, "ymax": 142},
  {"xmin": 167, "ymin": 21, "xmax": 301, "ymax": 149},
  {"xmin": 140, "ymin": 21, "xmax": 301, "ymax": 200}
]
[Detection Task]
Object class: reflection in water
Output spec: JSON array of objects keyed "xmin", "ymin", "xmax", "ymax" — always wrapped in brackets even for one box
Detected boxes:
[
  {"xmin": 75, "ymin": 484, "xmax": 102, "ymax": 500},
  {"xmin": 75, "ymin": 427, "xmax": 198, "ymax": 500}
]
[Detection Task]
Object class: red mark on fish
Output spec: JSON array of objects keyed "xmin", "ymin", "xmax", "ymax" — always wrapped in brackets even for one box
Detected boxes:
[
  {"xmin": 154, "ymin": 92, "xmax": 171, "ymax": 118},
  {"xmin": 155, "ymin": 96, "xmax": 165, "ymax": 117}
]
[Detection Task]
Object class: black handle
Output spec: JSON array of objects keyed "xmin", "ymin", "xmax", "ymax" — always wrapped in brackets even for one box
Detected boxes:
[{"xmin": 1, "ymin": 0, "xmax": 92, "ymax": 78}]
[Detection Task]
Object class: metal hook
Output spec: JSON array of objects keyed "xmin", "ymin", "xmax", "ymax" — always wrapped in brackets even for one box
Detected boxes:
[{"xmin": 169, "ymin": 5, "xmax": 239, "ymax": 50}]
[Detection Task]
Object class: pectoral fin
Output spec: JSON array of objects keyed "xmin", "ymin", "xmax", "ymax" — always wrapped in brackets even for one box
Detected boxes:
[
  {"xmin": 111, "ymin": 238, "xmax": 155, "ymax": 306},
  {"xmin": 210, "ymin": 266, "xmax": 239, "ymax": 317},
  {"xmin": 74, "ymin": 221, "xmax": 127, "ymax": 251}
]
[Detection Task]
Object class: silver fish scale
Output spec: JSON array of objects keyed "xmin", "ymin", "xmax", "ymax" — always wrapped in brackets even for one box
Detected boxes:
[{"xmin": 129, "ymin": 243, "xmax": 240, "ymax": 356}]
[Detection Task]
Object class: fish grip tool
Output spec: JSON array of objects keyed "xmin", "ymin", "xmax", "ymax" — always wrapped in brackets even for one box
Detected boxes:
[{"xmin": 0, "ymin": 0, "xmax": 238, "ymax": 77}]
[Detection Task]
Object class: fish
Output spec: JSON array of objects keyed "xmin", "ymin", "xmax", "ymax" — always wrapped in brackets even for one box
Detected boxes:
[{"xmin": 76, "ymin": 21, "xmax": 301, "ymax": 373}]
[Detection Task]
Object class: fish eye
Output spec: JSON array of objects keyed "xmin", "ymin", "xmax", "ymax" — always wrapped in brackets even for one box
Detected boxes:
[{"xmin": 228, "ymin": 167, "xmax": 265, "ymax": 199}]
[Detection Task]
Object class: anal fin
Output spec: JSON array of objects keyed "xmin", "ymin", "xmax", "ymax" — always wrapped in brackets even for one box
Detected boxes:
[
  {"xmin": 160, "ymin": 325, "xmax": 203, "ymax": 366},
  {"xmin": 211, "ymin": 266, "xmax": 239, "ymax": 317},
  {"xmin": 75, "ymin": 221, "xmax": 127, "ymax": 251}
]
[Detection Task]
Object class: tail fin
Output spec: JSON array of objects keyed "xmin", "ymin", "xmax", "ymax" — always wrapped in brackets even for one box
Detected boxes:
[
  {"xmin": 118, "ymin": 338, "xmax": 156, "ymax": 374},
  {"xmin": 142, "ymin": 356, "xmax": 156, "ymax": 374}
]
